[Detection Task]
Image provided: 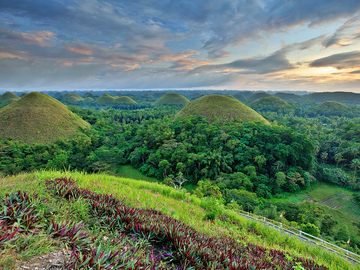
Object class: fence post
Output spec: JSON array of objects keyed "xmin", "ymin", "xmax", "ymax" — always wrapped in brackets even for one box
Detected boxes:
[{"xmin": 263, "ymin": 216, "xmax": 266, "ymax": 227}]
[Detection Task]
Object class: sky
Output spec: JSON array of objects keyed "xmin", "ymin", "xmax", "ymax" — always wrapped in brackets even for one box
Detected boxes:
[{"xmin": 1, "ymin": 0, "xmax": 360, "ymax": 92}]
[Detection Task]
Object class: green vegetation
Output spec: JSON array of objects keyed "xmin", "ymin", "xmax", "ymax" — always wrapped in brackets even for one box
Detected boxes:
[
  {"xmin": 233, "ymin": 93, "xmax": 247, "ymax": 103},
  {"xmin": 175, "ymin": 95, "xmax": 269, "ymax": 124},
  {"xmin": 116, "ymin": 165, "xmax": 157, "ymax": 182},
  {"xmin": 95, "ymin": 93, "xmax": 137, "ymax": 104},
  {"xmin": 0, "ymin": 92, "xmax": 90, "ymax": 144},
  {"xmin": 0, "ymin": 92, "xmax": 20, "ymax": 108},
  {"xmin": 59, "ymin": 93, "xmax": 84, "ymax": 104},
  {"xmin": 248, "ymin": 92, "xmax": 272, "ymax": 102},
  {"xmin": 250, "ymin": 96, "xmax": 295, "ymax": 114},
  {"xmin": 94, "ymin": 93, "xmax": 116, "ymax": 103},
  {"xmin": 274, "ymin": 92, "xmax": 303, "ymax": 102},
  {"xmin": 3, "ymin": 89, "xmax": 360, "ymax": 266},
  {"xmin": 0, "ymin": 170, "xmax": 355, "ymax": 269},
  {"xmin": 154, "ymin": 93, "xmax": 190, "ymax": 106},
  {"xmin": 114, "ymin": 96, "xmax": 137, "ymax": 104}
]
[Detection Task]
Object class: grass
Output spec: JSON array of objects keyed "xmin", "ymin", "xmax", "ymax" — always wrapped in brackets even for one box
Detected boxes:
[
  {"xmin": 272, "ymin": 183, "xmax": 360, "ymax": 238},
  {"xmin": 0, "ymin": 170, "xmax": 357, "ymax": 269},
  {"xmin": 154, "ymin": 93, "xmax": 190, "ymax": 106},
  {"xmin": 175, "ymin": 95, "xmax": 270, "ymax": 124},
  {"xmin": 114, "ymin": 96, "xmax": 137, "ymax": 104},
  {"xmin": 250, "ymin": 96, "xmax": 293, "ymax": 112},
  {"xmin": 95, "ymin": 93, "xmax": 137, "ymax": 104},
  {"xmin": 115, "ymin": 165, "xmax": 158, "ymax": 182},
  {"xmin": 0, "ymin": 92, "xmax": 90, "ymax": 144},
  {"xmin": 247, "ymin": 92, "xmax": 272, "ymax": 102}
]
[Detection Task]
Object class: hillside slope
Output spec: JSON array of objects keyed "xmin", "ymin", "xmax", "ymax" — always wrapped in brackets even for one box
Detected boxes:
[
  {"xmin": 0, "ymin": 92, "xmax": 90, "ymax": 144},
  {"xmin": 0, "ymin": 170, "xmax": 356, "ymax": 269}
]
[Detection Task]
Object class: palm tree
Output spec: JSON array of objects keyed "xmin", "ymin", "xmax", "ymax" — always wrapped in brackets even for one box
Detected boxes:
[
  {"xmin": 350, "ymin": 159, "xmax": 360, "ymax": 183},
  {"xmin": 320, "ymin": 152, "xmax": 328, "ymax": 165},
  {"xmin": 334, "ymin": 153, "xmax": 344, "ymax": 168}
]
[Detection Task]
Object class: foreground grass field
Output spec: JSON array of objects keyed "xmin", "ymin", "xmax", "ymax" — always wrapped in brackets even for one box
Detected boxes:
[{"xmin": 0, "ymin": 170, "xmax": 357, "ymax": 269}]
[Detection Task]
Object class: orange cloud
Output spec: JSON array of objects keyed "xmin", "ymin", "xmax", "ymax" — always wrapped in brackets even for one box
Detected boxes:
[
  {"xmin": 66, "ymin": 47, "xmax": 94, "ymax": 55},
  {"xmin": 111, "ymin": 64, "xmax": 141, "ymax": 71}
]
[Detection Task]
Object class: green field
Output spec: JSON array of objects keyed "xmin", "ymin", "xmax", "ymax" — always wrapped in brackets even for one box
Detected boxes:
[
  {"xmin": 273, "ymin": 183, "xmax": 360, "ymax": 236},
  {"xmin": 116, "ymin": 165, "xmax": 158, "ymax": 182}
]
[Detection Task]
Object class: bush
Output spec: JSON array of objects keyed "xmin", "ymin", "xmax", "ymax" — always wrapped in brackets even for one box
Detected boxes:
[{"xmin": 302, "ymin": 223, "xmax": 320, "ymax": 237}]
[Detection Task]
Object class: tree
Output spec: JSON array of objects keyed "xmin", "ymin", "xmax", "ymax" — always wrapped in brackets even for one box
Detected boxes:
[
  {"xmin": 164, "ymin": 173, "xmax": 188, "ymax": 190},
  {"xmin": 350, "ymin": 158, "xmax": 360, "ymax": 182},
  {"xmin": 302, "ymin": 223, "xmax": 320, "ymax": 237},
  {"xmin": 320, "ymin": 151, "xmax": 328, "ymax": 165},
  {"xmin": 275, "ymin": 172, "xmax": 286, "ymax": 187},
  {"xmin": 334, "ymin": 153, "xmax": 344, "ymax": 168}
]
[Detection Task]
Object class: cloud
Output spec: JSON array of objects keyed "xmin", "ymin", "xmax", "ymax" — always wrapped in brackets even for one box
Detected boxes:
[
  {"xmin": 321, "ymin": 17, "xmax": 360, "ymax": 49},
  {"xmin": 0, "ymin": 27, "xmax": 55, "ymax": 48},
  {"xmin": 309, "ymin": 50, "xmax": 360, "ymax": 69},
  {"xmin": 189, "ymin": 36, "xmax": 323, "ymax": 75},
  {"xmin": 3, "ymin": 0, "xmax": 360, "ymax": 60}
]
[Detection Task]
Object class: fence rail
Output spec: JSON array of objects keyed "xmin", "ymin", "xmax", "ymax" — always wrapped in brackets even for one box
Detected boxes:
[{"xmin": 238, "ymin": 209, "xmax": 360, "ymax": 265}]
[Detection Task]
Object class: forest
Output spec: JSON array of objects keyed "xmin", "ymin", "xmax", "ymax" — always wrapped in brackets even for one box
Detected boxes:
[{"xmin": 1, "ymin": 90, "xmax": 360, "ymax": 254}]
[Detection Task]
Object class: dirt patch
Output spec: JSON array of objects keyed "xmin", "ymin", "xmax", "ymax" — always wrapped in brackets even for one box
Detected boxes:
[
  {"xmin": 297, "ymin": 196, "xmax": 316, "ymax": 204},
  {"xmin": 15, "ymin": 249, "xmax": 71, "ymax": 270}
]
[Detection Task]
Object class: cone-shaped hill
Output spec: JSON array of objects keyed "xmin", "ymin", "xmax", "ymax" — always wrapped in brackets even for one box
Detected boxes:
[
  {"xmin": 0, "ymin": 92, "xmax": 90, "ymax": 144},
  {"xmin": 0, "ymin": 92, "xmax": 20, "ymax": 107},
  {"xmin": 250, "ymin": 96, "xmax": 294, "ymax": 113},
  {"xmin": 248, "ymin": 92, "xmax": 272, "ymax": 102},
  {"xmin": 114, "ymin": 96, "xmax": 137, "ymax": 104},
  {"xmin": 233, "ymin": 93, "xmax": 247, "ymax": 103},
  {"xmin": 154, "ymin": 93, "xmax": 190, "ymax": 106},
  {"xmin": 317, "ymin": 101, "xmax": 348, "ymax": 110},
  {"xmin": 60, "ymin": 93, "xmax": 84, "ymax": 103},
  {"xmin": 95, "ymin": 94, "xmax": 137, "ymax": 104},
  {"xmin": 175, "ymin": 95, "xmax": 269, "ymax": 124}
]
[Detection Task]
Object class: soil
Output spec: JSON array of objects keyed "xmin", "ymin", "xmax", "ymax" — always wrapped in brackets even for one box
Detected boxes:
[{"xmin": 15, "ymin": 249, "xmax": 71, "ymax": 270}]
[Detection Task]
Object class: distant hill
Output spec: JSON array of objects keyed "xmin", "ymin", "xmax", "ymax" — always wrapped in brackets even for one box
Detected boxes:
[
  {"xmin": 0, "ymin": 92, "xmax": 90, "ymax": 144},
  {"xmin": 94, "ymin": 93, "xmax": 115, "ymax": 103},
  {"xmin": 274, "ymin": 92, "xmax": 303, "ymax": 102},
  {"xmin": 114, "ymin": 96, "xmax": 137, "ymax": 104},
  {"xmin": 53, "ymin": 92, "xmax": 64, "ymax": 99},
  {"xmin": 305, "ymin": 92, "xmax": 360, "ymax": 106},
  {"xmin": 233, "ymin": 93, "xmax": 247, "ymax": 103},
  {"xmin": 248, "ymin": 92, "xmax": 272, "ymax": 102},
  {"xmin": 59, "ymin": 93, "xmax": 84, "ymax": 104},
  {"xmin": 306, "ymin": 101, "xmax": 358, "ymax": 117},
  {"xmin": 83, "ymin": 97, "xmax": 94, "ymax": 102},
  {"xmin": 250, "ymin": 96, "xmax": 295, "ymax": 114},
  {"xmin": 154, "ymin": 93, "xmax": 190, "ymax": 106},
  {"xmin": 317, "ymin": 101, "xmax": 348, "ymax": 110},
  {"xmin": 175, "ymin": 95, "xmax": 269, "ymax": 124},
  {"xmin": 95, "ymin": 94, "xmax": 137, "ymax": 104},
  {"xmin": 0, "ymin": 92, "xmax": 20, "ymax": 107}
]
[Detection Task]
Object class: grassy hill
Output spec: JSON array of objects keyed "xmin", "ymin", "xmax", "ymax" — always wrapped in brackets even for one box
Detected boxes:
[
  {"xmin": 248, "ymin": 92, "xmax": 272, "ymax": 102},
  {"xmin": 317, "ymin": 101, "xmax": 348, "ymax": 110},
  {"xmin": 59, "ymin": 93, "xmax": 84, "ymax": 104},
  {"xmin": 250, "ymin": 96, "xmax": 294, "ymax": 113},
  {"xmin": 274, "ymin": 92, "xmax": 303, "ymax": 102},
  {"xmin": 0, "ymin": 170, "xmax": 355, "ymax": 269},
  {"xmin": 175, "ymin": 95, "xmax": 269, "ymax": 124},
  {"xmin": 114, "ymin": 96, "xmax": 137, "ymax": 104},
  {"xmin": 154, "ymin": 93, "xmax": 190, "ymax": 106},
  {"xmin": 0, "ymin": 92, "xmax": 90, "ymax": 144},
  {"xmin": 305, "ymin": 92, "xmax": 360, "ymax": 105},
  {"xmin": 0, "ymin": 92, "xmax": 20, "ymax": 107},
  {"xmin": 233, "ymin": 93, "xmax": 247, "ymax": 103}
]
